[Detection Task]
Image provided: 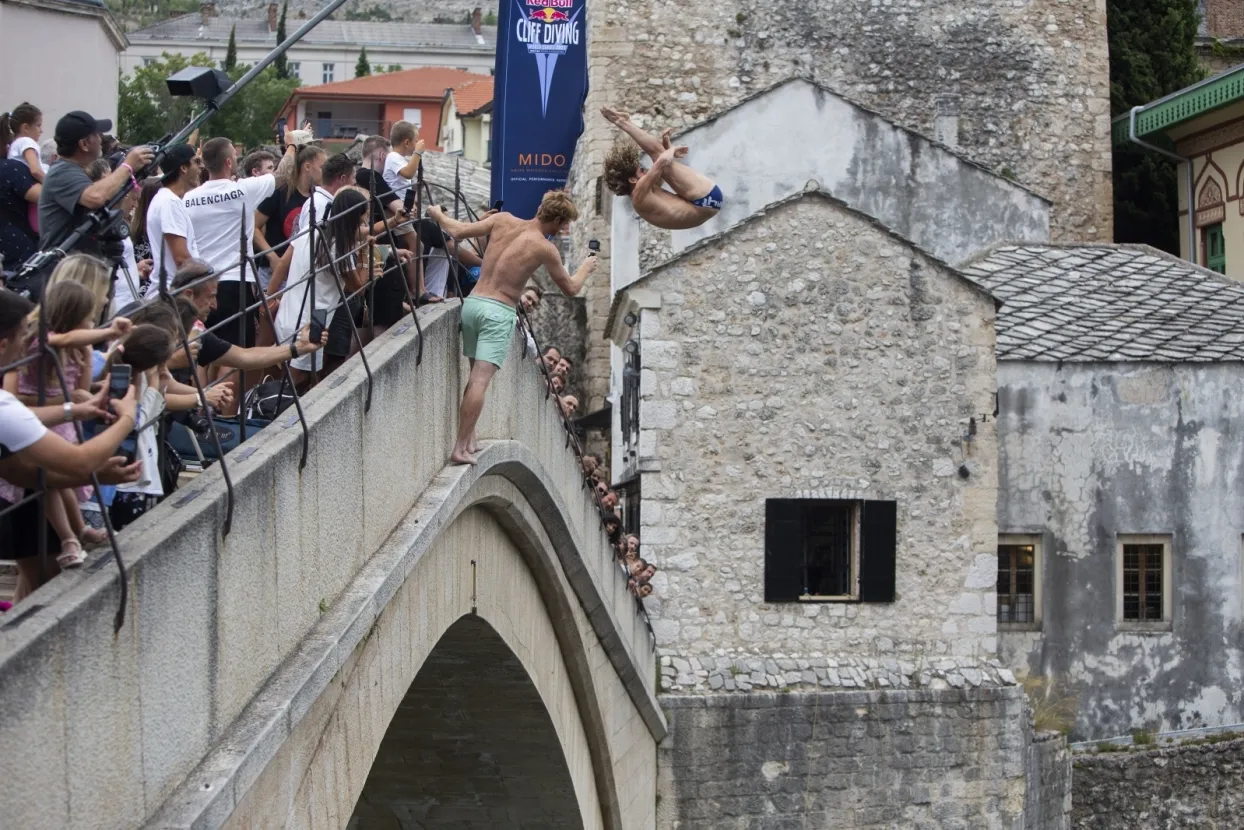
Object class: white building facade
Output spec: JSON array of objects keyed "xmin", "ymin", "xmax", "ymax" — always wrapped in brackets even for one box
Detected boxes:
[{"xmin": 0, "ymin": 0, "xmax": 126, "ymax": 128}]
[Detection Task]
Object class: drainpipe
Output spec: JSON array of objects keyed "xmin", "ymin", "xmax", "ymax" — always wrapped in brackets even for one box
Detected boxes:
[{"xmin": 1129, "ymin": 105, "xmax": 1197, "ymax": 264}]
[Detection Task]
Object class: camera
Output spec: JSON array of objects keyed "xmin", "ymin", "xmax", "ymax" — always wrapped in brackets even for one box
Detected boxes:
[{"xmin": 588, "ymin": 239, "xmax": 600, "ymax": 255}]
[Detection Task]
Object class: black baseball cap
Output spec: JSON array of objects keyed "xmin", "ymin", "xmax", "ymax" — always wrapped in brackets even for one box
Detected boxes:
[
  {"xmin": 54, "ymin": 110, "xmax": 113, "ymax": 147},
  {"xmin": 161, "ymin": 143, "xmax": 197, "ymax": 182}
]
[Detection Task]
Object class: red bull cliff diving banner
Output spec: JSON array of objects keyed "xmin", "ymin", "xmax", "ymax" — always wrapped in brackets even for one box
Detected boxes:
[{"xmin": 489, "ymin": 0, "xmax": 588, "ymax": 219}]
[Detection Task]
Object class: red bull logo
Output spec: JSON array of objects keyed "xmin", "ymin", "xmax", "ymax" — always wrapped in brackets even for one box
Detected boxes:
[{"xmin": 530, "ymin": 7, "xmax": 570, "ymax": 22}]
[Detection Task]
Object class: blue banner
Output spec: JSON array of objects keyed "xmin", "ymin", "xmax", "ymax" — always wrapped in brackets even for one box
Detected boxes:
[{"xmin": 489, "ymin": 0, "xmax": 588, "ymax": 219}]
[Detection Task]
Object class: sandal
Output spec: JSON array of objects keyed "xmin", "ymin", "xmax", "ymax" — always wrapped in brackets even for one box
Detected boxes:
[
  {"xmin": 57, "ymin": 539, "xmax": 87, "ymax": 569},
  {"xmin": 416, "ymin": 292, "xmax": 443, "ymax": 306},
  {"xmin": 79, "ymin": 526, "xmax": 109, "ymax": 547}
]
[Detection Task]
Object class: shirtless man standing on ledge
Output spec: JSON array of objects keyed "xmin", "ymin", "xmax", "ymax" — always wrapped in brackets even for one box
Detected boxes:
[
  {"xmin": 601, "ymin": 106, "xmax": 724, "ymax": 230},
  {"xmin": 428, "ymin": 190, "xmax": 597, "ymax": 465}
]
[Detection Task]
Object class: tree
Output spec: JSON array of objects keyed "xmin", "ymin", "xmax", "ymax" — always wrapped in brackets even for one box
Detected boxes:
[
  {"xmin": 224, "ymin": 24, "xmax": 238, "ymax": 71},
  {"xmin": 1108, "ymin": 0, "xmax": 1205, "ymax": 253},
  {"xmin": 274, "ymin": 0, "xmax": 289, "ymax": 79},
  {"xmin": 355, "ymin": 46, "xmax": 371, "ymax": 78},
  {"xmin": 386, "ymin": 64, "xmax": 402, "ymax": 73},
  {"xmin": 484, "ymin": 10, "xmax": 497, "ymax": 25},
  {"xmin": 118, "ymin": 52, "xmax": 300, "ymax": 149}
]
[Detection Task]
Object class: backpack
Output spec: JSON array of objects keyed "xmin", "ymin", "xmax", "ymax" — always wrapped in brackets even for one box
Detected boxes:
[{"xmin": 244, "ymin": 378, "xmax": 297, "ymax": 421}]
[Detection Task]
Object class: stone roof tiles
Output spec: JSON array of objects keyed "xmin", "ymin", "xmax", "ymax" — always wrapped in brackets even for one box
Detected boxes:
[{"xmin": 960, "ymin": 244, "xmax": 1244, "ymax": 362}]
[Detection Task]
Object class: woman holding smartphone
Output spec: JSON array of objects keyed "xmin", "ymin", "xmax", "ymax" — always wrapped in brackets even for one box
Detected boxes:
[{"xmin": 274, "ymin": 187, "xmax": 371, "ymax": 386}]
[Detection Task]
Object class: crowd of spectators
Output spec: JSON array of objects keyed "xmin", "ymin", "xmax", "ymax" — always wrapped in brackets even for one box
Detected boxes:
[
  {"xmin": 523, "ymin": 330, "xmax": 656, "ymax": 600},
  {"xmin": 0, "ymin": 100, "xmax": 655, "ymax": 615},
  {"xmin": 0, "ymin": 103, "xmax": 496, "ymax": 607}
]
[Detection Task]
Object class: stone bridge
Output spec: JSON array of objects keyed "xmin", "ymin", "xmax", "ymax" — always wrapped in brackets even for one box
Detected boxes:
[{"xmin": 0, "ymin": 305, "xmax": 664, "ymax": 829}]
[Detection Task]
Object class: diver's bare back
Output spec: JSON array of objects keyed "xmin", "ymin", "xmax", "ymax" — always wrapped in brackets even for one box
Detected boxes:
[{"xmin": 471, "ymin": 215, "xmax": 557, "ymax": 306}]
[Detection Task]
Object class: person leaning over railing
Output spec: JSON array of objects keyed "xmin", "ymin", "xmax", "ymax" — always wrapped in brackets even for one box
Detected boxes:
[
  {"xmin": 167, "ymin": 261, "xmax": 326, "ymax": 387},
  {"xmin": 274, "ymin": 188, "xmax": 371, "ymax": 386},
  {"xmin": 0, "ymin": 288, "xmax": 140, "ymax": 599}
]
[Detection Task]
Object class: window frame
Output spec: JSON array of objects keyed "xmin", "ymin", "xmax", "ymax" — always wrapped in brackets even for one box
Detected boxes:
[
  {"xmin": 288, "ymin": 61, "xmax": 301, "ymax": 78},
  {"xmin": 1205, "ymin": 223, "xmax": 1226, "ymax": 274},
  {"xmin": 321, "ymin": 62, "xmax": 335, "ymax": 84},
  {"xmin": 799, "ymin": 500, "xmax": 860, "ymax": 601},
  {"xmin": 764, "ymin": 498, "xmax": 897, "ymax": 604},
  {"xmin": 997, "ymin": 534, "xmax": 1042, "ymax": 631},
  {"xmin": 1115, "ymin": 534, "xmax": 1173, "ymax": 632}
]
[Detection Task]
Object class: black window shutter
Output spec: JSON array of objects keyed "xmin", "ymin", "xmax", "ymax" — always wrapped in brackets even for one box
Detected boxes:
[
  {"xmin": 859, "ymin": 500, "xmax": 898, "ymax": 602},
  {"xmin": 765, "ymin": 500, "xmax": 804, "ymax": 602}
]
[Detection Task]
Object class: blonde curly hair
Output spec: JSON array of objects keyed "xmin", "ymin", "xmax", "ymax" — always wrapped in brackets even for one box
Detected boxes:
[{"xmin": 535, "ymin": 190, "xmax": 580, "ymax": 225}]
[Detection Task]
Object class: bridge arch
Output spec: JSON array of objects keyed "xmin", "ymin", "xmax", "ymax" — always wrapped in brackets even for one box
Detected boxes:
[
  {"xmin": 212, "ymin": 455, "xmax": 654, "ymax": 829},
  {"xmin": 350, "ymin": 615, "xmax": 584, "ymax": 829}
]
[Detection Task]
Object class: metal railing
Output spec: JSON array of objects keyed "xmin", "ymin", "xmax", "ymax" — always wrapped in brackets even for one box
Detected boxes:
[{"xmin": 1, "ymin": 158, "xmax": 653, "ymax": 643}]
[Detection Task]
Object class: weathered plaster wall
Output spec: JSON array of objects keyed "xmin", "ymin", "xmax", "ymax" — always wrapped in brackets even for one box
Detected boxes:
[
  {"xmin": 611, "ymin": 79, "xmax": 1051, "ymax": 284},
  {"xmin": 1071, "ymin": 736, "xmax": 1244, "ymax": 829},
  {"xmin": 657, "ymin": 688, "xmax": 1071, "ymax": 830},
  {"xmin": 997, "ymin": 361, "xmax": 1244, "ymax": 740},
  {"xmin": 628, "ymin": 193, "xmax": 1001, "ymax": 672},
  {"xmin": 570, "ymin": 0, "xmax": 1112, "ymax": 402}
]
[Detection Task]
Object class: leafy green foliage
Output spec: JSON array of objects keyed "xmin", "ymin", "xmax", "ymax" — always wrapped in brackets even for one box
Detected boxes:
[
  {"xmin": 274, "ymin": 0, "xmax": 289, "ymax": 80},
  {"xmin": 355, "ymin": 46, "xmax": 371, "ymax": 78},
  {"xmin": 224, "ymin": 24, "xmax": 238, "ymax": 71},
  {"xmin": 484, "ymin": 10, "xmax": 497, "ymax": 25},
  {"xmin": 118, "ymin": 52, "xmax": 299, "ymax": 149},
  {"xmin": 1108, "ymin": 0, "xmax": 1205, "ymax": 252},
  {"xmin": 345, "ymin": 4, "xmax": 392, "ymax": 21}
]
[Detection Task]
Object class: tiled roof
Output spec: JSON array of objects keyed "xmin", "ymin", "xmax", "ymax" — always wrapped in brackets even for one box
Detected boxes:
[
  {"xmin": 960, "ymin": 244, "xmax": 1244, "ymax": 362},
  {"xmin": 289, "ymin": 67, "xmax": 490, "ymax": 101},
  {"xmin": 128, "ymin": 15, "xmax": 496, "ymax": 52},
  {"xmin": 448, "ymin": 77, "xmax": 493, "ymax": 116}
]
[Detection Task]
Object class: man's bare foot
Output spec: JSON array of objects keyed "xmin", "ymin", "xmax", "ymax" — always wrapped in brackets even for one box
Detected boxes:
[
  {"xmin": 601, "ymin": 106, "xmax": 630, "ymax": 125},
  {"xmin": 449, "ymin": 448, "xmax": 477, "ymax": 465},
  {"xmin": 661, "ymin": 127, "xmax": 672, "ymax": 149}
]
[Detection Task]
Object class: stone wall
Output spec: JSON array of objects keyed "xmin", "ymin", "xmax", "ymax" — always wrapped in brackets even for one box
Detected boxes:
[
  {"xmin": 997, "ymin": 362, "xmax": 1244, "ymax": 739},
  {"xmin": 1071, "ymin": 736, "xmax": 1244, "ymax": 829},
  {"xmin": 571, "ymin": 0, "xmax": 1112, "ymax": 400},
  {"xmin": 1026, "ymin": 731, "xmax": 1073, "ymax": 830},
  {"xmin": 631, "ymin": 192, "xmax": 1001, "ymax": 665},
  {"xmin": 1204, "ymin": 0, "xmax": 1244, "ymax": 39},
  {"xmin": 657, "ymin": 688, "xmax": 1070, "ymax": 830}
]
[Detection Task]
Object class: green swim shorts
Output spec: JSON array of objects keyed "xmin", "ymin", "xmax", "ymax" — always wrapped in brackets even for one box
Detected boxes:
[{"xmin": 461, "ymin": 295, "xmax": 517, "ymax": 368}]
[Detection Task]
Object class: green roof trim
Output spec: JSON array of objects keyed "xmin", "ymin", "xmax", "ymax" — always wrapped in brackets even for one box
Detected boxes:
[{"xmin": 1111, "ymin": 64, "xmax": 1244, "ymax": 148}]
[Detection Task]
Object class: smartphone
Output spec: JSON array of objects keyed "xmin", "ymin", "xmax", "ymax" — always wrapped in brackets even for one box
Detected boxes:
[
  {"xmin": 109, "ymin": 363, "xmax": 132, "ymax": 400},
  {"xmin": 310, "ymin": 309, "xmax": 328, "ymax": 342},
  {"xmin": 588, "ymin": 239, "xmax": 601, "ymax": 255},
  {"xmin": 491, "ymin": 200, "xmax": 504, "ymax": 212},
  {"xmin": 275, "ymin": 116, "xmax": 287, "ymax": 146}
]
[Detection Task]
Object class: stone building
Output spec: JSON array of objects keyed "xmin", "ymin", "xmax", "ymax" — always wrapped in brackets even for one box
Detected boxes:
[
  {"xmin": 1198, "ymin": 0, "xmax": 1244, "ymax": 72},
  {"xmin": 610, "ymin": 78, "xmax": 1053, "ymax": 294},
  {"xmin": 567, "ymin": 0, "xmax": 1113, "ymax": 411},
  {"xmin": 609, "ymin": 187, "xmax": 1003, "ymax": 682},
  {"xmin": 962, "ymin": 243, "xmax": 1244, "ymax": 740},
  {"xmin": 605, "ymin": 188, "xmax": 1077, "ymax": 826}
]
